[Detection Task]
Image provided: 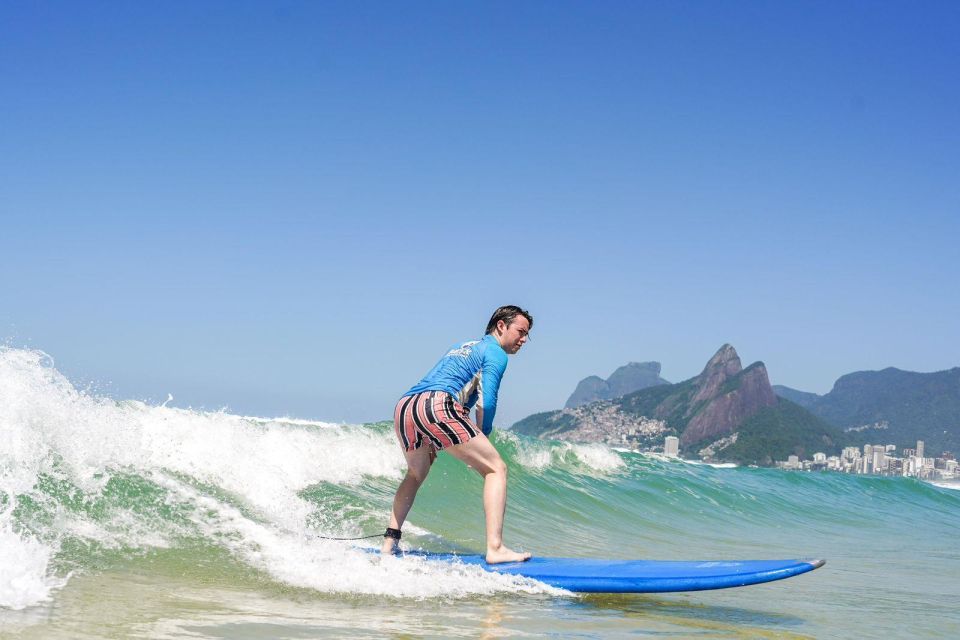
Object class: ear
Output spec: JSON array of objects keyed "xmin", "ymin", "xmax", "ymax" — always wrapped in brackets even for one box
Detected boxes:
[{"xmin": 496, "ymin": 319, "xmax": 508, "ymax": 334}]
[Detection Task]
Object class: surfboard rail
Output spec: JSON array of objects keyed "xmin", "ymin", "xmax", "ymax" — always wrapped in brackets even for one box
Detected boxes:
[{"xmin": 398, "ymin": 552, "xmax": 825, "ymax": 593}]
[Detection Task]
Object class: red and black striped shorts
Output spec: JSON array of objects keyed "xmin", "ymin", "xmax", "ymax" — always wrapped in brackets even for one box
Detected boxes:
[{"xmin": 394, "ymin": 391, "xmax": 481, "ymax": 452}]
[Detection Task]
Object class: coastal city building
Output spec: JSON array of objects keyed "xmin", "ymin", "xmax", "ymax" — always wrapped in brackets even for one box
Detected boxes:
[
  {"xmin": 664, "ymin": 436, "xmax": 679, "ymax": 457},
  {"xmin": 775, "ymin": 439, "xmax": 957, "ymax": 482}
]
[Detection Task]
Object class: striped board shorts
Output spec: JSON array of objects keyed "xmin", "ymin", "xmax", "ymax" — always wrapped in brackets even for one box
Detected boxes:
[{"xmin": 394, "ymin": 390, "xmax": 481, "ymax": 452}]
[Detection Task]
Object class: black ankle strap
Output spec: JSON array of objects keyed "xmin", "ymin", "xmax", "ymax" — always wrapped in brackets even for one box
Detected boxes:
[{"xmin": 384, "ymin": 527, "xmax": 402, "ymax": 540}]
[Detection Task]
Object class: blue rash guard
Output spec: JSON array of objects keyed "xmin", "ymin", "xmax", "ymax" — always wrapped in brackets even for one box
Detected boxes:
[{"xmin": 403, "ymin": 334, "xmax": 508, "ymax": 435}]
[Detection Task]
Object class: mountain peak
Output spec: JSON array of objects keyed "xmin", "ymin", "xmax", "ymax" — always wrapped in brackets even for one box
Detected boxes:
[
  {"xmin": 683, "ymin": 355, "xmax": 777, "ymax": 446},
  {"xmin": 691, "ymin": 344, "xmax": 744, "ymax": 406},
  {"xmin": 565, "ymin": 360, "xmax": 669, "ymax": 408},
  {"xmin": 701, "ymin": 344, "xmax": 742, "ymax": 376}
]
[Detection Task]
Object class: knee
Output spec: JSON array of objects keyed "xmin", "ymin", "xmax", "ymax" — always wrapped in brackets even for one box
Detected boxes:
[
  {"xmin": 406, "ymin": 469, "xmax": 428, "ymax": 486},
  {"xmin": 490, "ymin": 458, "xmax": 508, "ymax": 477},
  {"xmin": 407, "ymin": 462, "xmax": 434, "ymax": 485}
]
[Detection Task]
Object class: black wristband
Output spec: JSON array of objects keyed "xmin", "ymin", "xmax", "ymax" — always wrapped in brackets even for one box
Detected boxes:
[{"xmin": 384, "ymin": 527, "xmax": 402, "ymax": 540}]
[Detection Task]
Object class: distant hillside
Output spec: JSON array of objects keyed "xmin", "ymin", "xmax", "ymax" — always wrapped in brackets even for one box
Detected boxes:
[
  {"xmin": 514, "ymin": 344, "xmax": 841, "ymax": 464},
  {"xmin": 772, "ymin": 385, "xmax": 820, "ymax": 409},
  {"xmin": 709, "ymin": 398, "xmax": 842, "ymax": 466},
  {"xmin": 776, "ymin": 368, "xmax": 960, "ymax": 456},
  {"xmin": 565, "ymin": 362, "xmax": 669, "ymax": 408}
]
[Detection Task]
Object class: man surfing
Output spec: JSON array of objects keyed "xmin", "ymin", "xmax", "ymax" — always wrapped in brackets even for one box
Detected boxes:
[{"xmin": 382, "ymin": 305, "xmax": 533, "ymax": 564}]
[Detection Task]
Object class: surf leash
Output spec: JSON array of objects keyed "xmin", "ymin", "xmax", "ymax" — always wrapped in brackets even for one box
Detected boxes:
[
  {"xmin": 310, "ymin": 527, "xmax": 401, "ymax": 541},
  {"xmin": 309, "ymin": 533, "xmax": 385, "ymax": 540}
]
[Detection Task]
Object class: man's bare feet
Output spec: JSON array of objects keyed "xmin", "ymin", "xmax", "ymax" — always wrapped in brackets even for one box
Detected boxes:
[{"xmin": 486, "ymin": 545, "xmax": 532, "ymax": 564}]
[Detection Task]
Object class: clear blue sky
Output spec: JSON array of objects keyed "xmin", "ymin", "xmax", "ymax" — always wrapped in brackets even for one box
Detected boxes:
[{"xmin": 2, "ymin": 1, "xmax": 958, "ymax": 425}]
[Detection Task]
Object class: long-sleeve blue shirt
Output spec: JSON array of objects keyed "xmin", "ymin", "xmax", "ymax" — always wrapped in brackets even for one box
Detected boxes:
[{"xmin": 403, "ymin": 334, "xmax": 508, "ymax": 435}]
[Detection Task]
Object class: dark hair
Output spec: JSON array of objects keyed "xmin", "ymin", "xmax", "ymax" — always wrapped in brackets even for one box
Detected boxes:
[{"xmin": 485, "ymin": 305, "xmax": 533, "ymax": 335}]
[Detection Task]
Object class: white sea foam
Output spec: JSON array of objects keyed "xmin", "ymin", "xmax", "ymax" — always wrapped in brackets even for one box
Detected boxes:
[
  {"xmin": 0, "ymin": 522, "xmax": 68, "ymax": 611},
  {"xmin": 0, "ymin": 476, "xmax": 67, "ymax": 610},
  {"xmin": 239, "ymin": 415, "xmax": 349, "ymax": 428},
  {"xmin": 0, "ymin": 347, "xmax": 562, "ymax": 607},
  {"xmin": 53, "ymin": 507, "xmax": 178, "ymax": 550},
  {"xmin": 505, "ymin": 432, "xmax": 624, "ymax": 474},
  {"xmin": 640, "ymin": 452, "xmax": 738, "ymax": 469},
  {"xmin": 151, "ymin": 471, "xmax": 563, "ymax": 599},
  {"xmin": 928, "ymin": 480, "xmax": 960, "ymax": 491}
]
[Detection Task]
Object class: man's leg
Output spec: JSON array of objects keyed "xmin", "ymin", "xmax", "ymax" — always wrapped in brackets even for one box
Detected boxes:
[
  {"xmin": 382, "ymin": 446, "xmax": 435, "ymax": 554},
  {"xmin": 445, "ymin": 435, "xmax": 532, "ymax": 564}
]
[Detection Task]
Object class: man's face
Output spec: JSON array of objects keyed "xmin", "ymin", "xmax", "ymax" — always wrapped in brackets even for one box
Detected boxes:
[{"xmin": 496, "ymin": 316, "xmax": 530, "ymax": 355}]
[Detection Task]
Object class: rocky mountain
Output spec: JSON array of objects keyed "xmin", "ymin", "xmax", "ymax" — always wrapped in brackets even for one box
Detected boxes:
[
  {"xmin": 565, "ymin": 361, "xmax": 669, "ymax": 408},
  {"xmin": 773, "ymin": 368, "xmax": 960, "ymax": 455},
  {"xmin": 513, "ymin": 344, "xmax": 841, "ymax": 463}
]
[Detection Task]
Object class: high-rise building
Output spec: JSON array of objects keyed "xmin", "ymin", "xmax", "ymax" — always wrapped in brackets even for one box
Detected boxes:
[
  {"xmin": 664, "ymin": 436, "xmax": 679, "ymax": 457},
  {"xmin": 873, "ymin": 449, "xmax": 885, "ymax": 472},
  {"xmin": 903, "ymin": 457, "xmax": 916, "ymax": 476},
  {"xmin": 843, "ymin": 446, "xmax": 861, "ymax": 460},
  {"xmin": 917, "ymin": 440, "xmax": 925, "ymax": 459}
]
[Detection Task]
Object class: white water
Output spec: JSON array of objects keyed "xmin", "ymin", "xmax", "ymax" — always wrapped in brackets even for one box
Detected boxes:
[
  {"xmin": 507, "ymin": 432, "xmax": 624, "ymax": 474},
  {"xmin": 0, "ymin": 510, "xmax": 67, "ymax": 611},
  {"xmin": 0, "ymin": 348, "xmax": 572, "ymax": 609}
]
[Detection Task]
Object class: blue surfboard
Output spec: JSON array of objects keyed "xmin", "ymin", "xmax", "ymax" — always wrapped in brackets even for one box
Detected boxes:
[{"xmin": 405, "ymin": 552, "xmax": 825, "ymax": 593}]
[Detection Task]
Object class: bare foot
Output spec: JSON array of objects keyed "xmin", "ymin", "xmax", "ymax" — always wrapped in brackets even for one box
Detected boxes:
[
  {"xmin": 486, "ymin": 545, "xmax": 532, "ymax": 564},
  {"xmin": 381, "ymin": 538, "xmax": 398, "ymax": 555}
]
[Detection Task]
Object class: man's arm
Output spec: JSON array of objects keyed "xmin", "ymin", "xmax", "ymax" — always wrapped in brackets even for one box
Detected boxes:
[{"xmin": 478, "ymin": 347, "xmax": 508, "ymax": 435}]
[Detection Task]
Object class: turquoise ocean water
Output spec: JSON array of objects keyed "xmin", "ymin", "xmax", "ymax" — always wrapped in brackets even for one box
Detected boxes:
[{"xmin": 1, "ymin": 347, "xmax": 958, "ymax": 638}]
